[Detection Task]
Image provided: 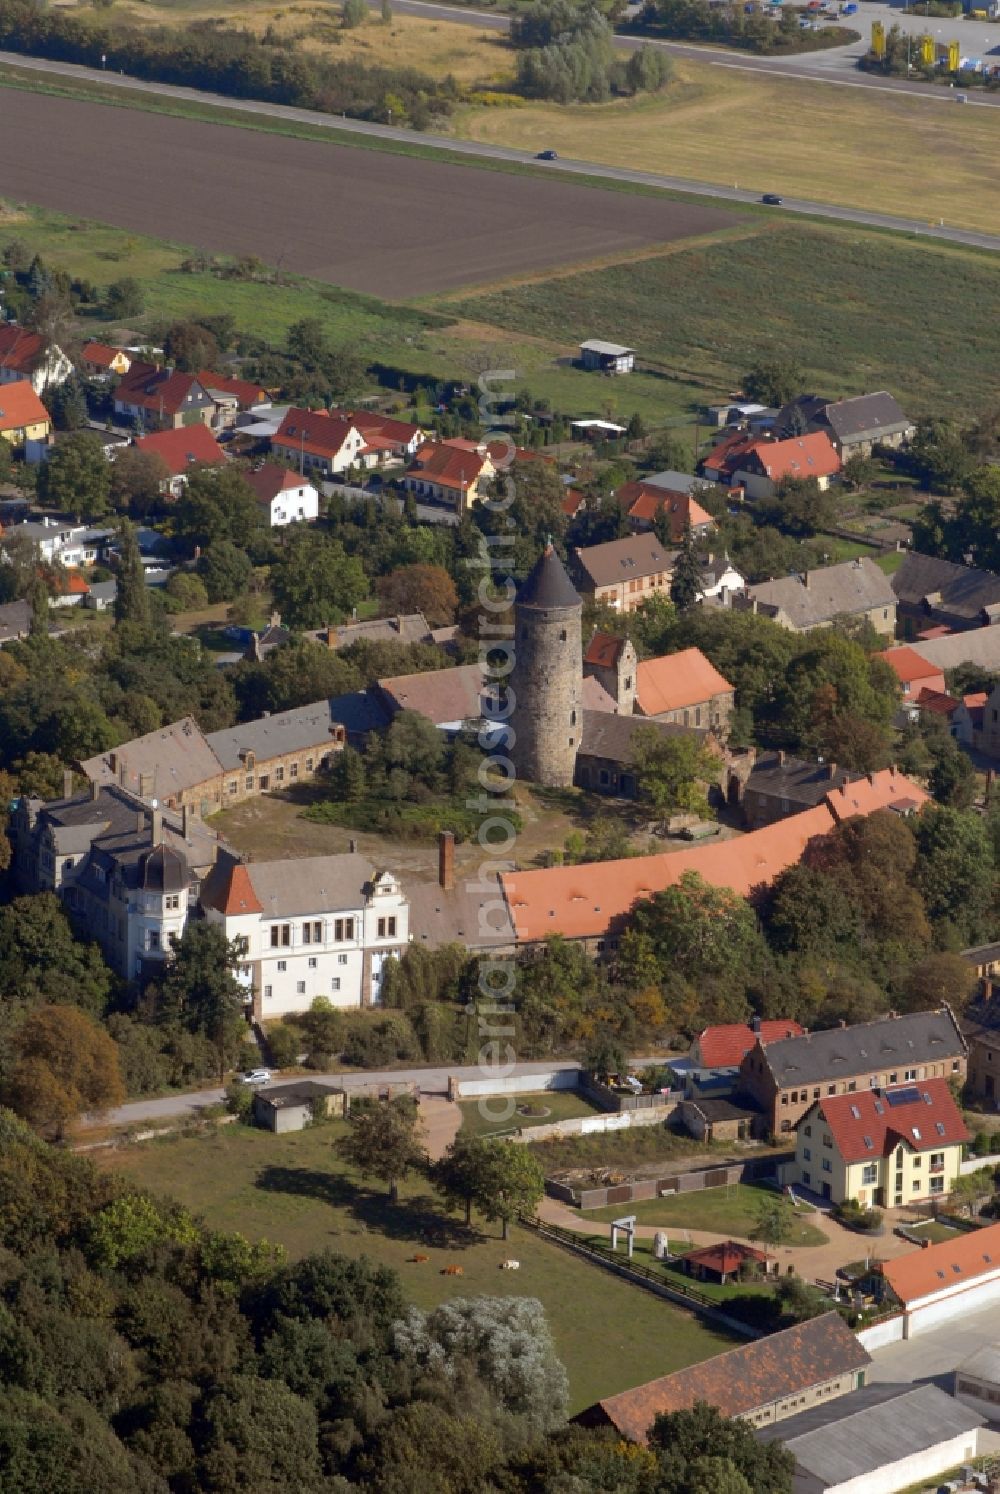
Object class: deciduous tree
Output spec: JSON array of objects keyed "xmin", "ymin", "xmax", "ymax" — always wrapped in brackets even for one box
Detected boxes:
[
  {"xmin": 337, "ymin": 1093, "xmax": 426, "ymax": 1201},
  {"xmin": 5, "ymin": 1005, "xmax": 124, "ymax": 1134}
]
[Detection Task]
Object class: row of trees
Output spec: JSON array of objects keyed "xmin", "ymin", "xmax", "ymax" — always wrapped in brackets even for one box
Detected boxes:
[{"xmin": 512, "ymin": 0, "xmax": 671, "ymax": 101}]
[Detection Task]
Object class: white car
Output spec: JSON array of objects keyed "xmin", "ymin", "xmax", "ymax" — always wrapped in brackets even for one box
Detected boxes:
[{"xmin": 240, "ymin": 1068, "xmax": 272, "ymax": 1086}]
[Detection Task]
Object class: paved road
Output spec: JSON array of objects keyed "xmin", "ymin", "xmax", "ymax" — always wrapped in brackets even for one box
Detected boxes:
[
  {"xmin": 82, "ymin": 1054, "xmax": 673, "ymax": 1128},
  {"xmin": 1, "ymin": 51, "xmax": 998, "ymax": 252}
]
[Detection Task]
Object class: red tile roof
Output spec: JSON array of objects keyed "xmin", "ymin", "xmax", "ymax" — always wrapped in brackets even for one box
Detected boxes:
[
  {"xmin": 617, "ymin": 481, "xmax": 714, "ymax": 538},
  {"xmin": 408, "ymin": 440, "xmax": 492, "ymax": 492},
  {"xmin": 964, "ymin": 692, "xmax": 988, "ymax": 708},
  {"xmin": 695, "ymin": 1020, "xmax": 804, "ymax": 1068},
  {"xmin": 202, "ymin": 859, "xmax": 264, "ymax": 916},
  {"xmin": 501, "ymin": 767, "xmax": 928, "ymax": 942},
  {"xmin": 915, "ymin": 687, "xmax": 960, "ymax": 716},
  {"xmin": 273, "ymin": 408, "xmax": 360, "ymax": 461},
  {"xmin": 683, "ymin": 1241, "xmax": 769, "ymax": 1276},
  {"xmin": 0, "ymin": 379, "xmax": 50, "ymax": 432},
  {"xmin": 0, "ymin": 324, "xmax": 45, "ymax": 375},
  {"xmin": 878, "ymin": 645, "xmax": 946, "ymax": 689},
  {"xmin": 561, "ymin": 487, "xmax": 585, "ymax": 518},
  {"xmin": 880, "ymin": 1220, "xmax": 1000, "ymax": 1306},
  {"xmin": 702, "ymin": 429, "xmax": 754, "ymax": 478},
  {"xmin": 341, "ymin": 409, "xmax": 425, "ymax": 447},
  {"xmin": 196, "ymin": 370, "xmax": 268, "ymax": 407},
  {"xmin": 116, "ymin": 367, "xmax": 210, "ymax": 416},
  {"xmin": 134, "ymin": 425, "xmax": 227, "ymax": 477},
  {"xmin": 581, "ymin": 1313, "xmax": 869, "ymax": 1443},
  {"xmin": 54, "ymin": 568, "xmax": 90, "ymax": 596},
  {"xmin": 81, "ymin": 340, "xmax": 128, "ymax": 369},
  {"xmin": 747, "ymin": 432, "xmax": 841, "ymax": 482},
  {"xmin": 814, "ymin": 1077, "xmax": 969, "ymax": 1165},
  {"xmin": 635, "ymin": 648, "xmax": 733, "ymax": 716},
  {"xmin": 244, "ymin": 464, "xmax": 308, "ymax": 503},
  {"xmin": 584, "ymin": 630, "xmax": 627, "ymax": 669}
]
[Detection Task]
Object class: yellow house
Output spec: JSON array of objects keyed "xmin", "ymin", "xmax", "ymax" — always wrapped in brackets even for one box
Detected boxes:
[
  {"xmin": 791, "ymin": 1078, "xmax": 969, "ymax": 1210},
  {"xmin": 0, "ymin": 379, "xmax": 52, "ymax": 453}
]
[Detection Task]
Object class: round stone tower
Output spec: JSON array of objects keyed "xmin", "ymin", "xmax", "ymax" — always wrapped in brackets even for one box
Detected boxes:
[{"xmin": 509, "ymin": 543, "xmax": 583, "ymax": 789}]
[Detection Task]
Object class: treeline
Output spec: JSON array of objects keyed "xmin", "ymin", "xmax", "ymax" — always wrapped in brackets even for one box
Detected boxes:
[
  {"xmin": 0, "ymin": 0, "xmax": 454, "ymax": 126},
  {"xmin": 633, "ymin": 0, "xmax": 852, "ymax": 56},
  {"xmin": 512, "ymin": 0, "xmax": 671, "ymax": 101}
]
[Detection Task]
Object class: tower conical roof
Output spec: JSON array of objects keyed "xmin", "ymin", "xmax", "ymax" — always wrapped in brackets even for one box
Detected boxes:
[{"xmin": 518, "ymin": 543, "xmax": 580, "ymax": 610}]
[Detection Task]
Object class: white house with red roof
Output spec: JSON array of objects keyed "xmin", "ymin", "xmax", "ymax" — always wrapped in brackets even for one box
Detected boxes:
[
  {"xmin": 133, "ymin": 425, "xmax": 228, "ymax": 498},
  {"xmin": 196, "ymin": 370, "xmax": 269, "ymax": 429},
  {"xmin": 403, "ymin": 438, "xmax": 497, "ymax": 514},
  {"xmin": 690, "ymin": 1018, "xmax": 804, "ymax": 1070},
  {"xmin": 244, "ymin": 464, "xmax": 319, "ymax": 526},
  {"xmin": 0, "ymin": 325, "xmax": 72, "ymax": 394},
  {"xmin": 335, "ymin": 409, "xmax": 427, "ymax": 462},
  {"xmin": 702, "ymin": 430, "xmax": 841, "ymax": 500},
  {"xmin": 270, "ymin": 408, "xmax": 367, "ymax": 478},
  {"xmin": 789, "ymin": 1077, "xmax": 969, "ymax": 1208}
]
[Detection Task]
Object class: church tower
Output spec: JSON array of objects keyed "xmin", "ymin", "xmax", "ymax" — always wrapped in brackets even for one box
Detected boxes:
[{"xmin": 509, "ymin": 543, "xmax": 583, "ymax": 789}]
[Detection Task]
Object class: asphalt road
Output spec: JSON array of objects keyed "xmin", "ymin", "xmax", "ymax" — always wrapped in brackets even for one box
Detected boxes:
[
  {"xmin": 1, "ymin": 51, "xmax": 998, "ymax": 254},
  {"xmin": 83, "ymin": 1055, "xmax": 667, "ymax": 1128}
]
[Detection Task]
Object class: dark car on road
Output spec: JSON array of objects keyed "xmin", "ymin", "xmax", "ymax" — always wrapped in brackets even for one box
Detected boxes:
[
  {"xmin": 536, "ymin": 149, "xmax": 559, "ymax": 160},
  {"xmin": 761, "ymin": 193, "xmax": 783, "ymax": 205}
]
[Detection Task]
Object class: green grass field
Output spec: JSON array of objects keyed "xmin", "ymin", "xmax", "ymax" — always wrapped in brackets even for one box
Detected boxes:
[
  {"xmin": 584, "ymin": 1183, "xmax": 827, "ymax": 1247},
  {"xmin": 458, "ymin": 1088, "xmax": 605, "ymax": 1139},
  {"xmin": 443, "ymin": 222, "xmax": 1000, "ymax": 419},
  {"xmin": 101, "ymin": 1123, "xmax": 738, "ymax": 1411}
]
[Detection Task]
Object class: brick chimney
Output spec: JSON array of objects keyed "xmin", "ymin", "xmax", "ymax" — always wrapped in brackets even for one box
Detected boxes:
[
  {"xmin": 90, "ymin": 778, "xmax": 100, "ymax": 801},
  {"xmin": 439, "ymin": 830, "xmax": 455, "ymax": 892},
  {"xmin": 182, "ymin": 804, "xmax": 191, "ymax": 838},
  {"xmin": 109, "ymin": 751, "xmax": 118, "ymax": 774}
]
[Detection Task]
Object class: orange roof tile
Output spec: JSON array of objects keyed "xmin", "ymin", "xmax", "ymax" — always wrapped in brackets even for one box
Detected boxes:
[
  {"xmin": 879, "ymin": 645, "xmax": 946, "ymax": 687},
  {"xmin": 274, "ymin": 408, "xmax": 360, "ymax": 461},
  {"xmin": 880, "ymin": 1220, "xmax": 1000, "ymax": 1306},
  {"xmin": 814, "ymin": 1077, "xmax": 969, "ymax": 1164},
  {"xmin": 202, "ymin": 859, "xmax": 264, "ymax": 916},
  {"xmin": 747, "ymin": 431, "xmax": 841, "ymax": 481},
  {"xmin": 584, "ymin": 631, "xmax": 627, "ymax": 669},
  {"xmin": 0, "ymin": 379, "xmax": 50, "ymax": 432},
  {"xmin": 695, "ymin": 1020, "xmax": 804, "ymax": 1068},
  {"xmin": 617, "ymin": 482, "xmax": 714, "ymax": 538},
  {"xmin": 0, "ymin": 325, "xmax": 45, "ymax": 375},
  {"xmin": 683, "ymin": 1241, "xmax": 769, "ymax": 1275},
  {"xmin": 408, "ymin": 439, "xmax": 492, "ymax": 491},
  {"xmin": 56, "ymin": 568, "xmax": 90, "ymax": 596},
  {"xmin": 824, "ymin": 768, "xmax": 929, "ymax": 822},
  {"xmin": 81, "ymin": 340, "xmax": 128, "ymax": 368},
  {"xmin": 635, "ymin": 648, "xmax": 733, "ymax": 716},
  {"xmin": 196, "ymin": 370, "xmax": 268, "ymax": 407},
  {"xmin": 135, "ymin": 425, "xmax": 227, "ymax": 477}
]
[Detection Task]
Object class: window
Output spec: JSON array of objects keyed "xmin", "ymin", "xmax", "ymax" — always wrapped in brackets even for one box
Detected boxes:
[
  {"xmin": 334, "ymin": 918, "xmax": 355, "ymax": 942},
  {"xmin": 378, "ymin": 916, "xmax": 397, "ymax": 939},
  {"xmin": 905, "ymin": 1069, "xmax": 917, "ymax": 1081},
  {"xmin": 861, "ymin": 1162, "xmax": 877, "ymax": 1186},
  {"xmin": 290, "ymin": 762, "xmax": 298, "ymax": 779},
  {"xmin": 848, "ymin": 1080, "xmax": 857, "ymax": 1092},
  {"xmin": 801, "ymin": 1170, "xmax": 811, "ymax": 1185},
  {"xmin": 931, "ymin": 1175, "xmax": 945, "ymax": 1194},
  {"xmin": 889, "ymin": 1073, "xmax": 898, "ymax": 1084},
  {"xmin": 804, "ymin": 1124, "xmax": 812, "ymax": 1136},
  {"xmin": 296, "ymin": 981, "xmax": 306, "ymax": 994},
  {"xmin": 930, "ymin": 1151, "xmax": 945, "ymax": 1173},
  {"xmin": 821, "ymin": 1158, "xmax": 832, "ymax": 1173},
  {"xmin": 264, "ymin": 984, "xmax": 272, "ymax": 999},
  {"xmin": 338, "ymin": 954, "xmax": 348, "ymax": 965},
  {"xmin": 912, "ymin": 1155, "xmax": 922, "ymax": 1168},
  {"xmin": 277, "ymin": 960, "xmax": 287, "ymax": 972},
  {"xmin": 306, "ymin": 758, "xmax": 314, "ymax": 771},
  {"xmin": 827, "ymin": 1084, "xmax": 836, "ymax": 1095},
  {"xmin": 822, "ymin": 1133, "xmax": 833, "ymax": 1148},
  {"xmin": 166, "ymin": 894, "xmax": 180, "ymax": 911},
  {"xmin": 148, "ymin": 931, "xmax": 160, "ymax": 951},
  {"xmin": 245, "ymin": 776, "xmax": 254, "ymax": 791},
  {"xmin": 303, "ymin": 924, "xmax": 311, "ymax": 945},
  {"xmin": 332, "ymin": 978, "xmax": 341, "ymax": 992},
  {"xmin": 270, "ymin": 924, "xmax": 291, "ymax": 948},
  {"xmin": 953, "ymin": 1060, "xmax": 961, "ymax": 1072},
  {"xmin": 228, "ymin": 780, "xmax": 238, "ymax": 795},
  {"xmin": 308, "ymin": 957, "xmax": 318, "ymax": 969},
  {"xmin": 803, "ymin": 1147, "xmax": 811, "ymax": 1161},
  {"xmin": 813, "ymin": 1088, "xmax": 820, "ymax": 1099},
  {"xmin": 275, "ymin": 766, "xmax": 284, "ymax": 783},
  {"xmin": 311, "ymin": 921, "xmax": 322, "ymax": 942}
]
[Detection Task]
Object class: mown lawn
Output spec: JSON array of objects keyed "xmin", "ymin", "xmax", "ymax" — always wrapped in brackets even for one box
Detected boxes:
[
  {"xmin": 101, "ymin": 1123, "xmax": 739, "ymax": 1412},
  {"xmin": 584, "ymin": 1183, "xmax": 827, "ymax": 1247},
  {"xmin": 458, "ymin": 1088, "xmax": 605, "ymax": 1139}
]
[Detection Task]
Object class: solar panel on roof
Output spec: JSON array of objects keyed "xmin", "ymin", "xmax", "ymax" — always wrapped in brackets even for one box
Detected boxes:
[
  {"xmin": 886, "ymin": 1086, "xmax": 921, "ymax": 1107},
  {"xmin": 874, "ymin": 1100, "xmax": 884, "ymax": 1115}
]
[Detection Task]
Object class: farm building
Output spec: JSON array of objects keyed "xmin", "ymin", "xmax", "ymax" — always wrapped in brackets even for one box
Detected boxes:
[{"xmin": 579, "ymin": 339, "xmax": 635, "ymax": 375}]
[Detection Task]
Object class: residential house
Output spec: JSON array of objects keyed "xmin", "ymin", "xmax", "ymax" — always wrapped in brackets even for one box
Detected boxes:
[
  {"xmin": 402, "ymin": 439, "xmax": 496, "ymax": 514},
  {"xmin": 204, "ymin": 701, "xmax": 347, "ymax": 805},
  {"xmin": 953, "ymin": 692, "xmax": 987, "ymax": 750},
  {"xmin": 788, "ymin": 1077, "xmax": 969, "ymax": 1206},
  {"xmin": 583, "ymin": 631, "xmax": 638, "ymax": 714},
  {"xmin": 579, "ymin": 339, "xmax": 634, "ymax": 374},
  {"xmin": 904, "ymin": 627, "xmax": 1000, "ymax": 678},
  {"xmin": 959, "ymin": 998, "xmax": 1000, "ymax": 1105},
  {"xmin": 201, "ymin": 850, "xmax": 408, "ymax": 1016},
  {"xmin": 738, "ymin": 1008, "xmax": 967, "ymax": 1139},
  {"xmin": 698, "ymin": 552, "xmax": 745, "ymax": 605},
  {"xmin": 10, "ymin": 782, "xmax": 219, "ymax": 980},
  {"xmin": 49, "ymin": 569, "xmax": 90, "ymax": 608},
  {"xmin": 0, "ymin": 325, "xmax": 71, "ymax": 394},
  {"xmin": 879, "ymin": 1220, "xmax": 1000, "ymax": 1336},
  {"xmin": 573, "ymin": 710, "xmax": 724, "ymax": 801},
  {"xmin": 704, "ymin": 399, "xmax": 769, "ymax": 429},
  {"xmin": 739, "ymin": 557, "xmax": 896, "ymax": 635},
  {"xmin": 575, "ymin": 1314, "xmax": 870, "ymax": 1442},
  {"xmin": 633, "ymin": 647, "xmax": 735, "ymax": 732},
  {"xmin": 977, "ymin": 679, "xmax": 1000, "ymax": 759},
  {"xmin": 690, "ymin": 1019, "xmax": 805, "ymax": 1070},
  {"xmin": 0, "ymin": 379, "xmax": 52, "ymax": 459},
  {"xmin": 80, "ymin": 341, "xmax": 132, "ymax": 380},
  {"xmin": 500, "ymin": 766, "xmax": 929, "ymax": 953},
  {"xmin": 114, "ymin": 365, "xmax": 217, "ymax": 431},
  {"xmin": 335, "ymin": 408, "xmax": 427, "ymax": 462},
  {"xmin": 776, "ymin": 391, "xmax": 914, "ymax": 457},
  {"xmin": 85, "ymin": 579, "xmax": 117, "ymax": 613},
  {"xmin": 891, "ymin": 550, "xmax": 1000, "ymax": 635},
  {"xmin": 0, "ymin": 597, "xmax": 31, "ymax": 645},
  {"xmin": 195, "ymin": 370, "xmax": 268, "ymax": 429},
  {"xmin": 133, "ymin": 425, "xmax": 228, "ymax": 498},
  {"xmin": 704, "ymin": 430, "xmax": 842, "ymax": 500},
  {"xmin": 878, "ymin": 644, "xmax": 947, "ymax": 703},
  {"xmin": 735, "ymin": 752, "xmax": 862, "ymax": 830},
  {"xmin": 243, "ymin": 612, "xmax": 433, "ymax": 663},
  {"xmin": 756, "ymin": 1383, "xmax": 984, "ymax": 1494},
  {"xmin": 3, "ymin": 518, "xmax": 93, "ymax": 566},
  {"xmin": 252, "ymin": 1081, "xmax": 346, "ymax": 1134},
  {"xmin": 270, "ymin": 409, "xmax": 367, "ymax": 479},
  {"xmin": 615, "ymin": 475, "xmax": 717, "ymax": 540},
  {"xmin": 572, "ymin": 534, "xmax": 676, "ymax": 613},
  {"xmin": 244, "ymin": 464, "xmax": 319, "ymax": 526}
]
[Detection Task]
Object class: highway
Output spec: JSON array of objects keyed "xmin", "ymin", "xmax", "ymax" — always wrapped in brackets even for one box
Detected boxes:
[{"xmin": 1, "ymin": 49, "xmax": 999, "ymax": 254}]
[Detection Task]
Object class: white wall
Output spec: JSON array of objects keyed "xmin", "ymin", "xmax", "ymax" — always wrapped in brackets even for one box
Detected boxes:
[
  {"xmin": 907, "ymin": 1270, "xmax": 1000, "ymax": 1335},
  {"xmin": 855, "ymin": 1315, "xmax": 905, "ymax": 1351},
  {"xmin": 456, "ymin": 1070, "xmax": 581, "ymax": 1098},
  {"xmin": 824, "ymin": 1429, "xmax": 981, "ymax": 1494}
]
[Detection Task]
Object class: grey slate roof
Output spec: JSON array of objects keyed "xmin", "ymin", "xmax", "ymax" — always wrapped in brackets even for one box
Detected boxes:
[
  {"xmin": 909, "ymin": 628, "xmax": 1000, "ymax": 673},
  {"xmin": 82, "ymin": 716, "xmax": 224, "ymax": 799},
  {"xmin": 573, "ymin": 534, "xmax": 676, "ymax": 590},
  {"xmin": 518, "ymin": 544, "xmax": 581, "ymax": 610},
  {"xmin": 255, "ymin": 1080, "xmax": 342, "ymax": 1111},
  {"xmin": 0, "ymin": 597, "xmax": 31, "ymax": 644},
  {"xmin": 821, "ymin": 391, "xmax": 912, "ymax": 445},
  {"xmin": 756, "ymin": 1382, "xmax": 983, "ymax": 1492},
  {"xmin": 404, "ymin": 872, "xmax": 516, "ymax": 951},
  {"xmin": 578, "ymin": 710, "xmax": 707, "ymax": 767},
  {"xmin": 744, "ymin": 558, "xmax": 895, "ymax": 630},
  {"xmin": 327, "ymin": 690, "xmax": 393, "ymax": 741},
  {"xmin": 891, "ymin": 550, "xmax": 1000, "ymax": 622},
  {"xmin": 747, "ymin": 753, "xmax": 860, "ymax": 807},
  {"xmin": 752, "ymin": 1009, "xmax": 966, "ymax": 1090},
  {"xmin": 376, "ymin": 663, "xmax": 490, "ymax": 727},
  {"xmin": 246, "ymin": 853, "xmax": 377, "ymax": 917},
  {"xmin": 206, "ymin": 700, "xmax": 346, "ymax": 771}
]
